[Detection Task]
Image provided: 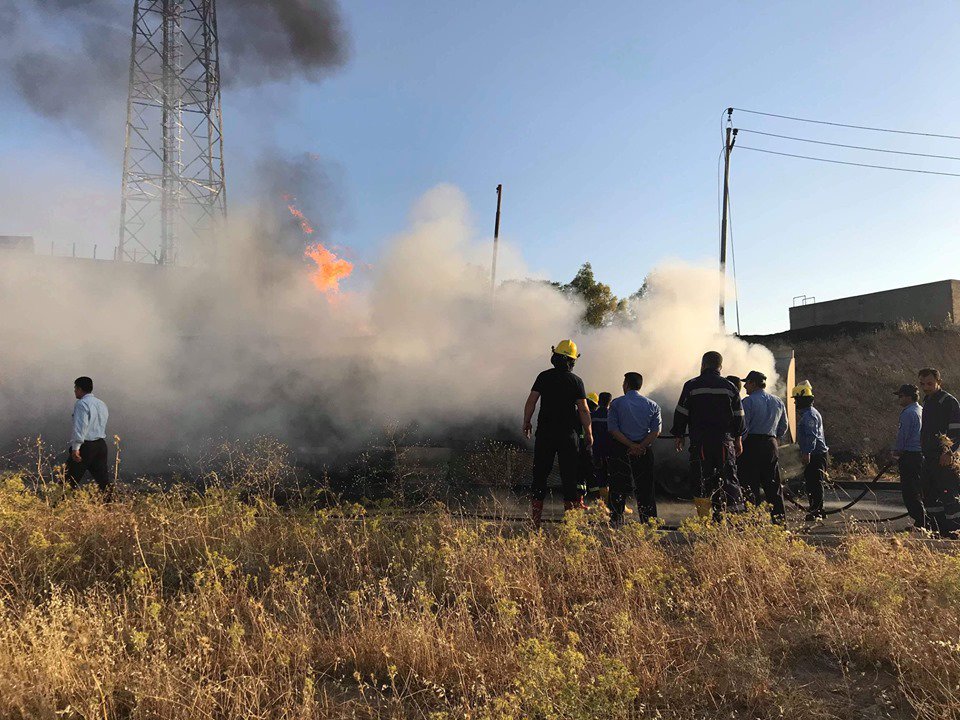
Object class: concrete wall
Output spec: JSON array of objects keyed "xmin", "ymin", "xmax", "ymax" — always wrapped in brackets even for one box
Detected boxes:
[{"xmin": 789, "ymin": 280, "xmax": 960, "ymax": 330}]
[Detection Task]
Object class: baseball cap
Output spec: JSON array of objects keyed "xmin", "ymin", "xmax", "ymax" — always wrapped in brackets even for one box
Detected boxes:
[
  {"xmin": 894, "ymin": 383, "xmax": 919, "ymax": 396},
  {"xmin": 741, "ymin": 370, "xmax": 767, "ymax": 384}
]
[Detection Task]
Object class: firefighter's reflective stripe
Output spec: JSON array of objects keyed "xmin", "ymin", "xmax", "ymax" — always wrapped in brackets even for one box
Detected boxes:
[
  {"xmin": 690, "ymin": 388, "xmax": 737, "ymax": 397},
  {"xmin": 675, "ymin": 405, "xmax": 688, "ymax": 415}
]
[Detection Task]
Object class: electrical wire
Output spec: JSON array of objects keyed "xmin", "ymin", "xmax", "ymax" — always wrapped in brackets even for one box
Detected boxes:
[
  {"xmin": 732, "ymin": 108, "xmax": 960, "ymax": 141},
  {"xmin": 738, "ymin": 129, "xmax": 960, "ymax": 162},
  {"xmin": 737, "ymin": 146, "xmax": 960, "ymax": 177}
]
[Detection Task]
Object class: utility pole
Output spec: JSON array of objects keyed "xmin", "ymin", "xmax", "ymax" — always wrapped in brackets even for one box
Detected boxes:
[
  {"xmin": 490, "ymin": 183, "xmax": 503, "ymax": 300},
  {"xmin": 719, "ymin": 108, "xmax": 738, "ymax": 331}
]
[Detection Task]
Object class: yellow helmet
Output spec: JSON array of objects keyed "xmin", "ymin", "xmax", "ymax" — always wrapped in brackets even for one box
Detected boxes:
[
  {"xmin": 552, "ymin": 339, "xmax": 580, "ymax": 359},
  {"xmin": 791, "ymin": 380, "xmax": 814, "ymax": 399},
  {"xmin": 586, "ymin": 392, "xmax": 600, "ymax": 406}
]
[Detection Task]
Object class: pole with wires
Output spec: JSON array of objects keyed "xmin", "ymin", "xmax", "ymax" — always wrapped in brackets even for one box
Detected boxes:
[
  {"xmin": 719, "ymin": 109, "xmax": 738, "ymax": 331},
  {"xmin": 490, "ymin": 183, "xmax": 503, "ymax": 303}
]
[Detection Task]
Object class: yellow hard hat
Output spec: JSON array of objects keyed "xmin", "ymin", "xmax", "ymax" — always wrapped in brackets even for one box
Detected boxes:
[
  {"xmin": 791, "ymin": 380, "xmax": 814, "ymax": 399},
  {"xmin": 586, "ymin": 392, "xmax": 600, "ymax": 405},
  {"xmin": 552, "ymin": 339, "xmax": 580, "ymax": 359}
]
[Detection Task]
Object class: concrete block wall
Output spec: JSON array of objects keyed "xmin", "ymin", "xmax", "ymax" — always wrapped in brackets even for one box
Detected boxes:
[{"xmin": 789, "ymin": 280, "xmax": 960, "ymax": 330}]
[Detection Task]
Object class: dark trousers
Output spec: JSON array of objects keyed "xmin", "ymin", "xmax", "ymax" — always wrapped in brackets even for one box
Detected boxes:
[
  {"xmin": 740, "ymin": 435, "xmax": 785, "ymax": 523},
  {"xmin": 532, "ymin": 431, "xmax": 581, "ymax": 502},
  {"xmin": 804, "ymin": 452, "xmax": 829, "ymax": 517},
  {"xmin": 66, "ymin": 439, "xmax": 111, "ymax": 492},
  {"xmin": 898, "ymin": 451, "xmax": 925, "ymax": 528},
  {"xmin": 577, "ymin": 438, "xmax": 593, "ymax": 496},
  {"xmin": 589, "ymin": 454, "xmax": 609, "ymax": 491},
  {"xmin": 608, "ymin": 443, "xmax": 656, "ymax": 526},
  {"xmin": 689, "ymin": 437, "xmax": 743, "ymax": 512},
  {"xmin": 920, "ymin": 454, "xmax": 960, "ymax": 535}
]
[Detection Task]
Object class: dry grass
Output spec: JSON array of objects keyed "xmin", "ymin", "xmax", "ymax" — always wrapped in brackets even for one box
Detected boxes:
[
  {"xmin": 0, "ymin": 452, "xmax": 958, "ymax": 718},
  {"xmin": 765, "ymin": 325, "xmax": 960, "ymax": 459}
]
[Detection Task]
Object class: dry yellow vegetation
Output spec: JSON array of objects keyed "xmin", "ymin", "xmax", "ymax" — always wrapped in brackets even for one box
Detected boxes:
[{"xmin": 0, "ymin": 458, "xmax": 958, "ymax": 720}]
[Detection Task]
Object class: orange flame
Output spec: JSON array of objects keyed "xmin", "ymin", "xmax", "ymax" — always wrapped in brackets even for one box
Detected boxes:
[
  {"xmin": 305, "ymin": 243, "xmax": 353, "ymax": 294},
  {"xmin": 283, "ymin": 194, "xmax": 354, "ymax": 295}
]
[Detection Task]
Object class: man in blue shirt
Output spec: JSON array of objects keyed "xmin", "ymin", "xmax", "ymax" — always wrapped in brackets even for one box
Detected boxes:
[
  {"xmin": 892, "ymin": 383, "xmax": 924, "ymax": 529},
  {"xmin": 740, "ymin": 370, "xmax": 789, "ymax": 523},
  {"xmin": 793, "ymin": 381, "xmax": 829, "ymax": 521},
  {"xmin": 607, "ymin": 372, "xmax": 662, "ymax": 526},
  {"xmin": 67, "ymin": 376, "xmax": 111, "ymax": 495}
]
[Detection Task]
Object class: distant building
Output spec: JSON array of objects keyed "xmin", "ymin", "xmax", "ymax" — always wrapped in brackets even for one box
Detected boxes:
[
  {"xmin": 0, "ymin": 236, "xmax": 34, "ymax": 253},
  {"xmin": 789, "ymin": 280, "xmax": 960, "ymax": 330}
]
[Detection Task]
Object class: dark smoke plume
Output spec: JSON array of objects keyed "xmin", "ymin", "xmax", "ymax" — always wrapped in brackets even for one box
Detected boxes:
[{"xmin": 1, "ymin": 0, "xmax": 348, "ymax": 136}]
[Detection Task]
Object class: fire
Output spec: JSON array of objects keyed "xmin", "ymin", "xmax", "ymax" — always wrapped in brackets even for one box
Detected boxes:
[
  {"xmin": 283, "ymin": 194, "xmax": 354, "ymax": 295},
  {"xmin": 283, "ymin": 195, "xmax": 315, "ymax": 234},
  {"xmin": 304, "ymin": 242, "xmax": 353, "ymax": 294}
]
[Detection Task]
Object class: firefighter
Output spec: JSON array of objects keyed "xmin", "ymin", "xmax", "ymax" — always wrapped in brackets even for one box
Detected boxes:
[
  {"xmin": 740, "ymin": 370, "xmax": 788, "ymax": 523},
  {"xmin": 522, "ymin": 340, "xmax": 593, "ymax": 528},
  {"xmin": 793, "ymin": 381, "xmax": 829, "ymax": 521},
  {"xmin": 671, "ymin": 351, "xmax": 745, "ymax": 519},
  {"xmin": 589, "ymin": 392, "xmax": 614, "ymax": 510},
  {"xmin": 917, "ymin": 368, "xmax": 960, "ymax": 537},
  {"xmin": 607, "ymin": 372, "xmax": 662, "ymax": 526},
  {"xmin": 892, "ymin": 383, "xmax": 924, "ymax": 530},
  {"xmin": 576, "ymin": 394, "xmax": 600, "ymax": 506}
]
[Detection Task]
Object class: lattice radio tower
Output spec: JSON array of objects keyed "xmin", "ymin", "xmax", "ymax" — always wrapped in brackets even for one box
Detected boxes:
[{"xmin": 118, "ymin": 0, "xmax": 226, "ymax": 265}]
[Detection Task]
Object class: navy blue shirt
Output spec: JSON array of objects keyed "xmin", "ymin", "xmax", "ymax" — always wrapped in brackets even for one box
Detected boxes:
[{"xmin": 798, "ymin": 406, "xmax": 829, "ymax": 455}]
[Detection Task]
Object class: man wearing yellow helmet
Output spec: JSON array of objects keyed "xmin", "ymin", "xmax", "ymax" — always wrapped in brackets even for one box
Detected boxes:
[
  {"xmin": 793, "ymin": 381, "xmax": 829, "ymax": 521},
  {"xmin": 523, "ymin": 340, "xmax": 593, "ymax": 527}
]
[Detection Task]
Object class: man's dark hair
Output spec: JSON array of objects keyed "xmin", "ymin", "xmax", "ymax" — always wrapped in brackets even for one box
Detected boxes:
[
  {"xmin": 726, "ymin": 375, "xmax": 743, "ymax": 393},
  {"xmin": 919, "ymin": 367, "xmax": 941, "ymax": 382},
  {"xmin": 74, "ymin": 376, "xmax": 93, "ymax": 394},
  {"xmin": 598, "ymin": 392, "xmax": 612, "ymax": 407},
  {"xmin": 550, "ymin": 353, "xmax": 575, "ymax": 371},
  {"xmin": 702, "ymin": 351, "xmax": 723, "ymax": 371},
  {"xmin": 623, "ymin": 372, "xmax": 643, "ymax": 391},
  {"xmin": 904, "ymin": 386, "xmax": 921, "ymax": 402}
]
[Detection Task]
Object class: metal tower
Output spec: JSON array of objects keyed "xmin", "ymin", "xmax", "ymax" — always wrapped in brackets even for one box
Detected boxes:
[{"xmin": 118, "ymin": 0, "xmax": 226, "ymax": 265}]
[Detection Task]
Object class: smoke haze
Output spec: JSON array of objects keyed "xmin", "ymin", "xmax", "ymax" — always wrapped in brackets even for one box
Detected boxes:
[
  {"xmin": 0, "ymin": 184, "xmax": 775, "ymax": 467},
  {"xmin": 1, "ymin": 0, "xmax": 348, "ymax": 139}
]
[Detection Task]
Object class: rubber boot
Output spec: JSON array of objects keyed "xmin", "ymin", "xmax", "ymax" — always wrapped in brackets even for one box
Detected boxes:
[
  {"xmin": 693, "ymin": 497, "xmax": 713, "ymax": 519},
  {"xmin": 531, "ymin": 499, "xmax": 544, "ymax": 529}
]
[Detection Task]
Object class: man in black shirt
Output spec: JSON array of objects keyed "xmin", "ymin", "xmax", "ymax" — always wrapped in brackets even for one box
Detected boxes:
[
  {"xmin": 918, "ymin": 367, "xmax": 960, "ymax": 537},
  {"xmin": 672, "ymin": 351, "xmax": 745, "ymax": 519},
  {"xmin": 523, "ymin": 339, "xmax": 594, "ymax": 528}
]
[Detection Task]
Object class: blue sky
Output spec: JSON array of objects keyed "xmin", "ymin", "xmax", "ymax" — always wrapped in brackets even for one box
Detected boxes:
[{"xmin": 3, "ymin": 1, "xmax": 960, "ymax": 333}]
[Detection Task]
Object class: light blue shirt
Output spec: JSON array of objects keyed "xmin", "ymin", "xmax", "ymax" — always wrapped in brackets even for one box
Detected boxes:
[
  {"xmin": 742, "ymin": 390, "xmax": 788, "ymax": 438},
  {"xmin": 895, "ymin": 402, "xmax": 922, "ymax": 452},
  {"xmin": 71, "ymin": 394, "xmax": 109, "ymax": 451},
  {"xmin": 607, "ymin": 391, "xmax": 662, "ymax": 442},
  {"xmin": 798, "ymin": 406, "xmax": 828, "ymax": 455}
]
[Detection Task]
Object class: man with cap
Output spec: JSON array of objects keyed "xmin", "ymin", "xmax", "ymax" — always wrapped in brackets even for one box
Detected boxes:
[
  {"xmin": 793, "ymin": 381, "xmax": 829, "ymax": 521},
  {"xmin": 607, "ymin": 372, "xmax": 662, "ymax": 526},
  {"xmin": 523, "ymin": 340, "xmax": 593, "ymax": 528},
  {"xmin": 893, "ymin": 383, "xmax": 924, "ymax": 530},
  {"xmin": 740, "ymin": 370, "xmax": 789, "ymax": 523}
]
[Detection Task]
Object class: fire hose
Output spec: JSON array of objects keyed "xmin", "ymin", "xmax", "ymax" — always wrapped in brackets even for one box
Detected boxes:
[{"xmin": 781, "ymin": 459, "xmax": 910, "ymax": 523}]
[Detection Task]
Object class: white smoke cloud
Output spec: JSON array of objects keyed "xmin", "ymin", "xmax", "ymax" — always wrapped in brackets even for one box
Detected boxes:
[{"xmin": 0, "ymin": 184, "xmax": 775, "ymax": 466}]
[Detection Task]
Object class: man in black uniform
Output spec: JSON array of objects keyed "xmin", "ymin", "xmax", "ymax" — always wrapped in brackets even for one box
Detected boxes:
[
  {"xmin": 918, "ymin": 368, "xmax": 960, "ymax": 537},
  {"xmin": 671, "ymin": 351, "xmax": 745, "ymax": 519},
  {"xmin": 523, "ymin": 340, "xmax": 593, "ymax": 527}
]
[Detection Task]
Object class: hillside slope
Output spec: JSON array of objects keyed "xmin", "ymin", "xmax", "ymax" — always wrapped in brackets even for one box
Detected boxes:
[{"xmin": 755, "ymin": 325, "xmax": 960, "ymax": 458}]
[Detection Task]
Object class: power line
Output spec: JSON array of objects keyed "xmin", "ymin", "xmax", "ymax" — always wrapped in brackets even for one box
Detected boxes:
[
  {"xmin": 732, "ymin": 107, "xmax": 960, "ymax": 141},
  {"xmin": 738, "ymin": 129, "xmax": 960, "ymax": 162},
  {"xmin": 737, "ymin": 146, "xmax": 960, "ymax": 177}
]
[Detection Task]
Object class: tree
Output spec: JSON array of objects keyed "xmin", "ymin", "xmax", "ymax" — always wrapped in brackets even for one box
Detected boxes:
[{"xmin": 560, "ymin": 263, "xmax": 627, "ymax": 328}]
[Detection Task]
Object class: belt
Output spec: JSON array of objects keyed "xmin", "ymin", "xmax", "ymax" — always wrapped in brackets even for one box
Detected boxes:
[{"xmin": 746, "ymin": 433, "xmax": 775, "ymax": 438}]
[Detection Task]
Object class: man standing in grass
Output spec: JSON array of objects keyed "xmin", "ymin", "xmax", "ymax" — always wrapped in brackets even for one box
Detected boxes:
[
  {"xmin": 918, "ymin": 368, "xmax": 960, "ymax": 537},
  {"xmin": 523, "ymin": 340, "xmax": 593, "ymax": 528},
  {"xmin": 67, "ymin": 376, "xmax": 111, "ymax": 495},
  {"xmin": 740, "ymin": 370, "xmax": 788, "ymax": 523},
  {"xmin": 793, "ymin": 381, "xmax": 829, "ymax": 521},
  {"xmin": 672, "ymin": 351, "xmax": 745, "ymax": 519},
  {"xmin": 892, "ymin": 383, "xmax": 924, "ymax": 530},
  {"xmin": 607, "ymin": 373, "xmax": 662, "ymax": 526}
]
